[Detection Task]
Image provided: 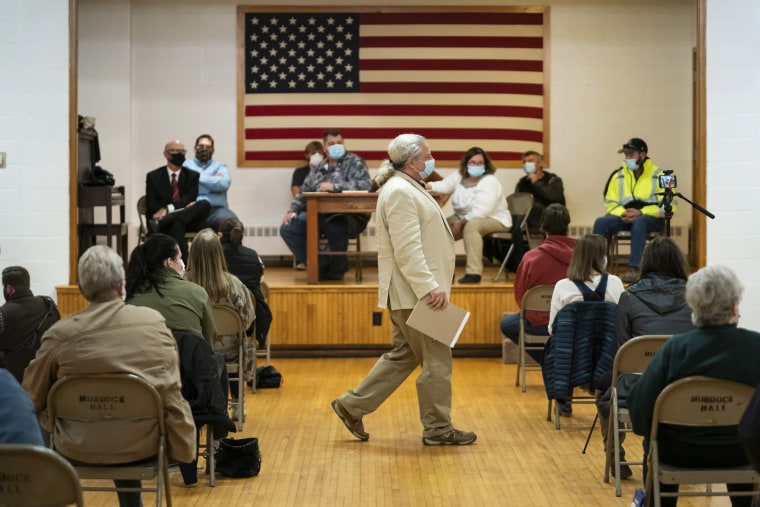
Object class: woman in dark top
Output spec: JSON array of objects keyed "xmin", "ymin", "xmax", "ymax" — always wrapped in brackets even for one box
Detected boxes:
[
  {"xmin": 600, "ymin": 236, "xmax": 695, "ymax": 479},
  {"xmin": 218, "ymin": 218, "xmax": 272, "ymax": 349}
]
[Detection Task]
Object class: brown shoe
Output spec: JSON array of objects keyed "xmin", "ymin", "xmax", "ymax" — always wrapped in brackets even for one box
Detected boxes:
[
  {"xmin": 422, "ymin": 428, "xmax": 477, "ymax": 446},
  {"xmin": 331, "ymin": 399, "xmax": 369, "ymax": 441}
]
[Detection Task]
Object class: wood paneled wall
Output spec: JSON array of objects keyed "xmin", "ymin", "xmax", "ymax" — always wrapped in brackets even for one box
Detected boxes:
[
  {"xmin": 270, "ymin": 284, "xmax": 516, "ymax": 346},
  {"xmin": 56, "ymin": 283, "xmax": 518, "ymax": 347}
]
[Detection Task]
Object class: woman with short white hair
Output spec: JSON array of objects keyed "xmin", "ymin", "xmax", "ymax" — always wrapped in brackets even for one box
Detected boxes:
[{"xmin": 628, "ymin": 264, "xmax": 760, "ymax": 507}]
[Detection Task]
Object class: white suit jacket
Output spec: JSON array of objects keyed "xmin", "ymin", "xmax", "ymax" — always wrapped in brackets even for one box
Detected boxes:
[{"xmin": 376, "ymin": 171, "xmax": 455, "ymax": 310}]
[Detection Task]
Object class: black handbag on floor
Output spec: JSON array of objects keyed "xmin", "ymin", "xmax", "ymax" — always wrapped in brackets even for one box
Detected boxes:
[
  {"xmin": 216, "ymin": 437, "xmax": 262, "ymax": 478},
  {"xmin": 256, "ymin": 365, "xmax": 283, "ymax": 388}
]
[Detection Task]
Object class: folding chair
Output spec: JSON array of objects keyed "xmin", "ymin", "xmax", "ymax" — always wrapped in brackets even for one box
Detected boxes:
[
  {"xmin": 212, "ymin": 303, "xmax": 247, "ymax": 428},
  {"xmin": 607, "ymin": 230, "xmax": 659, "ymax": 268},
  {"xmin": 0, "ymin": 444, "xmax": 84, "ymax": 507},
  {"xmin": 603, "ymin": 335, "xmax": 671, "ymax": 496},
  {"xmin": 47, "ymin": 373, "xmax": 172, "ymax": 507},
  {"xmin": 514, "ymin": 284, "xmax": 554, "ymax": 392},
  {"xmin": 647, "ymin": 376, "xmax": 760, "ymax": 507},
  {"xmin": 489, "ymin": 192, "xmax": 534, "ymax": 282}
]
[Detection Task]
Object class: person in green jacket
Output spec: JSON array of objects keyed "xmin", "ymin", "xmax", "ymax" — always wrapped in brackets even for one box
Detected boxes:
[
  {"xmin": 125, "ymin": 233, "xmax": 215, "ymax": 344},
  {"xmin": 627, "ymin": 265, "xmax": 760, "ymax": 507}
]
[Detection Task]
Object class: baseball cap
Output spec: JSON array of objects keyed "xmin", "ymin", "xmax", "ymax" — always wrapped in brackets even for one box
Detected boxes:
[{"xmin": 617, "ymin": 138, "xmax": 648, "ymax": 154}]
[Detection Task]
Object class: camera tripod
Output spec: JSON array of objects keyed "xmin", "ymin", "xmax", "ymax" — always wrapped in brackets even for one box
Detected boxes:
[{"xmin": 658, "ymin": 186, "xmax": 714, "ymax": 237}]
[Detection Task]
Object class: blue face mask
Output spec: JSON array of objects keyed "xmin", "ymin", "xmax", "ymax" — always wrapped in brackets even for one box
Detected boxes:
[
  {"xmin": 624, "ymin": 158, "xmax": 639, "ymax": 170},
  {"xmin": 419, "ymin": 158, "xmax": 435, "ymax": 179},
  {"xmin": 467, "ymin": 165, "xmax": 486, "ymax": 177},
  {"xmin": 327, "ymin": 143, "xmax": 346, "ymax": 159},
  {"xmin": 523, "ymin": 162, "xmax": 536, "ymax": 174}
]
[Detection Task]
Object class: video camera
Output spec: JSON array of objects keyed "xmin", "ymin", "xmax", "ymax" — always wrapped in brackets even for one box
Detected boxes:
[{"xmin": 658, "ymin": 170, "xmax": 677, "ymax": 189}]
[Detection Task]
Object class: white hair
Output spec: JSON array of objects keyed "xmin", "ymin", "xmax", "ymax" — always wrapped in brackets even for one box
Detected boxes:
[
  {"xmin": 685, "ymin": 264, "xmax": 743, "ymax": 327},
  {"xmin": 78, "ymin": 245, "xmax": 124, "ymax": 302},
  {"xmin": 387, "ymin": 133, "xmax": 426, "ymax": 169}
]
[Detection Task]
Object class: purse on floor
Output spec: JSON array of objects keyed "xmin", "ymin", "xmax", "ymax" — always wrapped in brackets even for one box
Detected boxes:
[{"xmin": 216, "ymin": 437, "xmax": 262, "ymax": 478}]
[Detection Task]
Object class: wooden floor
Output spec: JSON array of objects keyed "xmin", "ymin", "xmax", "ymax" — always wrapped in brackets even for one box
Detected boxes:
[{"xmin": 81, "ymin": 358, "xmax": 735, "ymax": 506}]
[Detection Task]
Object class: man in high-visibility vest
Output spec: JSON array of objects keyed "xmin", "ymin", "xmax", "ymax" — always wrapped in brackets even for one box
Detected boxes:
[{"xmin": 593, "ymin": 138, "xmax": 668, "ymax": 283}]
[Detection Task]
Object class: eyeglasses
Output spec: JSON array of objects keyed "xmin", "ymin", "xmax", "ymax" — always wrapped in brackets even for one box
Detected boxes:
[{"xmin": 167, "ymin": 149, "xmax": 186, "ymax": 155}]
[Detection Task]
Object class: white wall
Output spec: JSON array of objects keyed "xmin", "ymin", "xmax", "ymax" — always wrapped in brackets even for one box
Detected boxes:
[
  {"xmin": 0, "ymin": 0, "xmax": 70, "ymax": 298},
  {"xmin": 706, "ymin": 0, "xmax": 760, "ymax": 330},
  {"xmin": 78, "ymin": 0, "xmax": 696, "ymax": 258}
]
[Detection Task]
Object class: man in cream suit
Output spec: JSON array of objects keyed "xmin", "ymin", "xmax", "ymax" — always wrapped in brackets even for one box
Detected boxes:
[{"xmin": 332, "ymin": 134, "xmax": 477, "ymax": 446}]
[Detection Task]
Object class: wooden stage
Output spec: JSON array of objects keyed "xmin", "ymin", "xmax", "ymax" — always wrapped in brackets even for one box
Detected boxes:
[{"xmin": 56, "ymin": 262, "xmax": 518, "ymax": 358}]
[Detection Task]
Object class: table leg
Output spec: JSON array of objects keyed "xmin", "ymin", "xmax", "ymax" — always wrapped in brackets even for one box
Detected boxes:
[{"xmin": 306, "ymin": 202, "xmax": 319, "ymax": 284}]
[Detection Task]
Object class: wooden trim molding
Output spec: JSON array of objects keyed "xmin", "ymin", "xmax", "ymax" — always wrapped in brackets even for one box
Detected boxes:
[
  {"xmin": 69, "ymin": 0, "xmax": 79, "ymax": 284},
  {"xmin": 694, "ymin": 0, "xmax": 707, "ymax": 268}
]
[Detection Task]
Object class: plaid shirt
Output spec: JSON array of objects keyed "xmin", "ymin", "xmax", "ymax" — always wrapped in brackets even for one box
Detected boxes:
[{"xmin": 288, "ymin": 151, "xmax": 371, "ymax": 214}]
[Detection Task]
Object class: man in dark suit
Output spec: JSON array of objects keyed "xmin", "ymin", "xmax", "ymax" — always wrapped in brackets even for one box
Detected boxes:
[{"xmin": 145, "ymin": 139, "xmax": 210, "ymax": 262}]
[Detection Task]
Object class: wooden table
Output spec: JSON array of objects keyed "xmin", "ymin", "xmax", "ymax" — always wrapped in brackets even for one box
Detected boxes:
[{"xmin": 303, "ymin": 192, "xmax": 378, "ymax": 284}]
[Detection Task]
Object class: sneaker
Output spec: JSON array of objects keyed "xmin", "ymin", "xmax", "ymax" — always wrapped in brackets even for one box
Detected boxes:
[
  {"xmin": 622, "ymin": 267, "xmax": 639, "ymax": 283},
  {"xmin": 558, "ymin": 401, "xmax": 573, "ymax": 417},
  {"xmin": 332, "ymin": 399, "xmax": 369, "ymax": 441},
  {"xmin": 294, "ymin": 262, "xmax": 307, "ymax": 271},
  {"xmin": 422, "ymin": 428, "xmax": 477, "ymax": 446},
  {"xmin": 458, "ymin": 274, "xmax": 481, "ymax": 284}
]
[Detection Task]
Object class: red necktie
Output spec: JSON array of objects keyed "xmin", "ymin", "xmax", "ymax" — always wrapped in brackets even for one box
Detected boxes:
[{"xmin": 171, "ymin": 173, "xmax": 180, "ymax": 203}]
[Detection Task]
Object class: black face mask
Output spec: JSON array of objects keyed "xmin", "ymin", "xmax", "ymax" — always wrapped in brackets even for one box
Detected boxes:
[
  {"xmin": 196, "ymin": 147, "xmax": 211, "ymax": 163},
  {"xmin": 169, "ymin": 153, "xmax": 186, "ymax": 167}
]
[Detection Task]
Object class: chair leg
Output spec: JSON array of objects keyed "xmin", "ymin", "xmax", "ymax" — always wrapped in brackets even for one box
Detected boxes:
[
  {"xmin": 514, "ymin": 340, "xmax": 521, "ymax": 387},
  {"xmin": 520, "ymin": 340, "xmax": 527, "ymax": 393},
  {"xmin": 206, "ymin": 424, "xmax": 215, "ymax": 487},
  {"xmin": 613, "ymin": 400, "xmax": 623, "ymax": 496},
  {"xmin": 492, "ymin": 244, "xmax": 515, "ymax": 282},
  {"xmin": 161, "ymin": 445, "xmax": 172, "ymax": 507}
]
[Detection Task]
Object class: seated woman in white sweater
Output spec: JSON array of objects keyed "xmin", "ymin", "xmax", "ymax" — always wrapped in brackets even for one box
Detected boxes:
[
  {"xmin": 548, "ymin": 234, "xmax": 624, "ymax": 417},
  {"xmin": 549, "ymin": 233, "xmax": 625, "ymax": 329},
  {"xmin": 426, "ymin": 147, "xmax": 511, "ymax": 284}
]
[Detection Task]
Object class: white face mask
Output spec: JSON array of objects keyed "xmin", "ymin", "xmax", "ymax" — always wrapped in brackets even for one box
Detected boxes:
[{"xmin": 309, "ymin": 152, "xmax": 323, "ymax": 169}]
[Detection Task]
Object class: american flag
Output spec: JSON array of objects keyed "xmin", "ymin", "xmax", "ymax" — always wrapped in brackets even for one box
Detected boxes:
[{"xmin": 238, "ymin": 7, "xmax": 547, "ymax": 168}]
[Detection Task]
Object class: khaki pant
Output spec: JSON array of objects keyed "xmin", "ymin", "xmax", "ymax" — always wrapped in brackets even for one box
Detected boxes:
[
  {"xmin": 448, "ymin": 216, "xmax": 509, "ymax": 276},
  {"xmin": 338, "ymin": 307, "xmax": 455, "ymax": 438}
]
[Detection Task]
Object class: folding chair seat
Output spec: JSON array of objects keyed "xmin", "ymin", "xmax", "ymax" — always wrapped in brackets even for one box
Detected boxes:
[
  {"xmin": 47, "ymin": 373, "xmax": 172, "ymax": 507},
  {"xmin": 0, "ymin": 444, "xmax": 84, "ymax": 507},
  {"xmin": 212, "ymin": 303, "xmax": 247, "ymax": 428},
  {"xmin": 647, "ymin": 376, "xmax": 760, "ymax": 507},
  {"xmin": 513, "ymin": 284, "xmax": 554, "ymax": 392},
  {"xmin": 602, "ymin": 335, "xmax": 671, "ymax": 496},
  {"xmin": 488, "ymin": 192, "xmax": 534, "ymax": 282}
]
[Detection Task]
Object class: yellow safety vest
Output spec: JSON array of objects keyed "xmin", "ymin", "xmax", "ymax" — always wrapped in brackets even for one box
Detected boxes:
[{"xmin": 603, "ymin": 159, "xmax": 673, "ymax": 218}]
